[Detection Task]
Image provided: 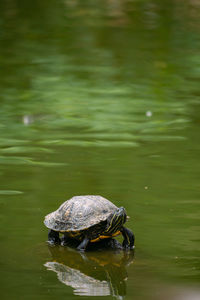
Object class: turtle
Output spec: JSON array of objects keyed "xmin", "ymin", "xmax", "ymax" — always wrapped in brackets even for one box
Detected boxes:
[{"xmin": 44, "ymin": 195, "xmax": 135, "ymax": 251}]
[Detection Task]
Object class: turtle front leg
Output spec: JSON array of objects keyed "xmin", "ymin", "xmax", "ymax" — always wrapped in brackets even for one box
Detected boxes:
[
  {"xmin": 48, "ymin": 229, "xmax": 61, "ymax": 245},
  {"xmin": 77, "ymin": 237, "xmax": 90, "ymax": 251},
  {"xmin": 121, "ymin": 227, "xmax": 135, "ymax": 250}
]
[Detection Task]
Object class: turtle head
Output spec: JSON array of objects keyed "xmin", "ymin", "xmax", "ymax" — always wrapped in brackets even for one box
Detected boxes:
[{"xmin": 105, "ymin": 207, "xmax": 127, "ymax": 235}]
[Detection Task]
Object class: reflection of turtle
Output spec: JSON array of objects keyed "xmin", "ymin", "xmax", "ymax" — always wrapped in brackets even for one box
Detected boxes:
[
  {"xmin": 44, "ymin": 195, "xmax": 135, "ymax": 251},
  {"xmin": 45, "ymin": 245, "xmax": 134, "ymax": 298},
  {"xmin": 45, "ymin": 261, "xmax": 112, "ymax": 296}
]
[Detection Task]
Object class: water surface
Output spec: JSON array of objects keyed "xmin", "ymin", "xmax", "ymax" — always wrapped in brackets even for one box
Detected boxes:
[{"xmin": 0, "ymin": 1, "xmax": 200, "ymax": 299}]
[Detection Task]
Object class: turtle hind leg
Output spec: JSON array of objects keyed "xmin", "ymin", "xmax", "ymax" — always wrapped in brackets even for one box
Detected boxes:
[
  {"xmin": 48, "ymin": 229, "xmax": 61, "ymax": 245},
  {"xmin": 77, "ymin": 237, "xmax": 90, "ymax": 252},
  {"xmin": 121, "ymin": 227, "xmax": 135, "ymax": 250}
]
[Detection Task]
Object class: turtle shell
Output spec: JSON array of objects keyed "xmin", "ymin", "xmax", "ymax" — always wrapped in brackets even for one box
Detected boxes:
[{"xmin": 44, "ymin": 195, "xmax": 118, "ymax": 232}]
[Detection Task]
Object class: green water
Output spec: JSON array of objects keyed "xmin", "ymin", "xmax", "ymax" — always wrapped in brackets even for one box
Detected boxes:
[{"xmin": 0, "ymin": 0, "xmax": 200, "ymax": 299}]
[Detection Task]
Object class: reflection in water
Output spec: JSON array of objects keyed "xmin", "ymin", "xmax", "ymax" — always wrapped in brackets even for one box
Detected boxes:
[
  {"xmin": 45, "ymin": 262, "xmax": 111, "ymax": 296},
  {"xmin": 45, "ymin": 243, "xmax": 134, "ymax": 298}
]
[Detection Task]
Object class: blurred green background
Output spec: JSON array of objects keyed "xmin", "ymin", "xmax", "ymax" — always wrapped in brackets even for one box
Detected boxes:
[{"xmin": 0, "ymin": 0, "xmax": 200, "ymax": 299}]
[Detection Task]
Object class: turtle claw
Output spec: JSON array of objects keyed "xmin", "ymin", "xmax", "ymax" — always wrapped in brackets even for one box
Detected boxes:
[
  {"xmin": 77, "ymin": 237, "xmax": 90, "ymax": 252},
  {"xmin": 122, "ymin": 242, "xmax": 135, "ymax": 251},
  {"xmin": 61, "ymin": 239, "xmax": 67, "ymax": 247},
  {"xmin": 122, "ymin": 240, "xmax": 130, "ymax": 250},
  {"xmin": 48, "ymin": 230, "xmax": 61, "ymax": 245},
  {"xmin": 77, "ymin": 246, "xmax": 86, "ymax": 252},
  {"xmin": 47, "ymin": 238, "xmax": 61, "ymax": 246}
]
